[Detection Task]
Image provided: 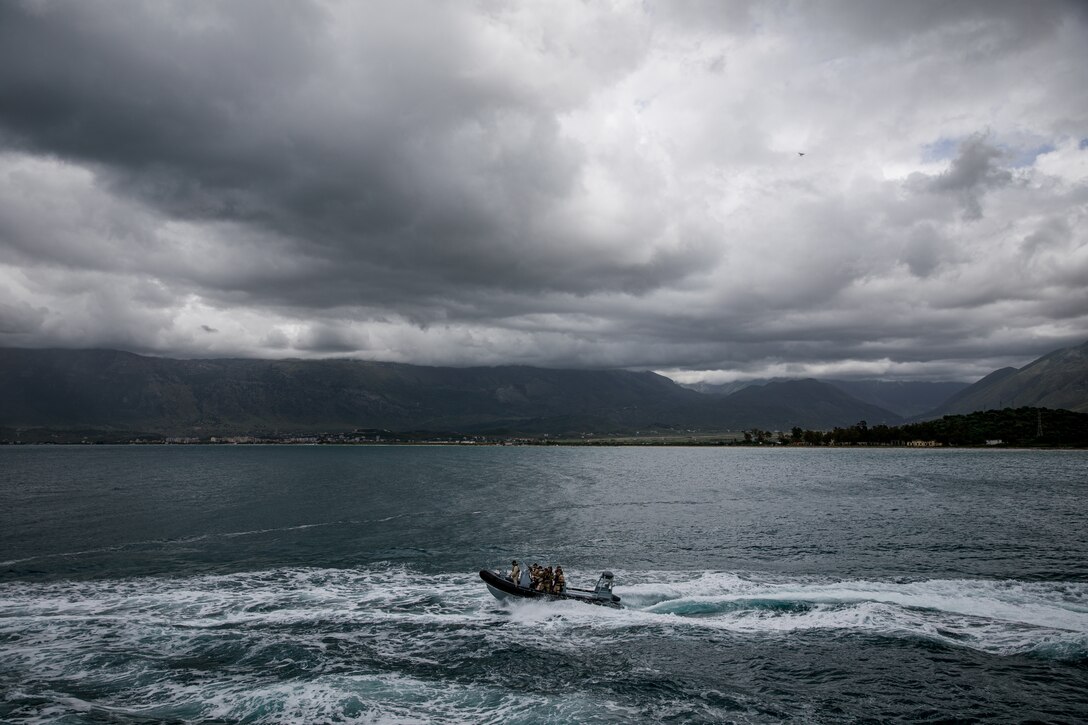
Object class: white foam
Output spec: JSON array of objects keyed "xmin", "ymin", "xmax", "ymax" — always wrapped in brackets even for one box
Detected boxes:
[
  {"xmin": 3, "ymin": 565, "xmax": 1086, "ymax": 723},
  {"xmin": 595, "ymin": 570, "xmax": 1088, "ymax": 657},
  {"xmin": 462, "ymin": 568, "xmax": 1088, "ymax": 660}
]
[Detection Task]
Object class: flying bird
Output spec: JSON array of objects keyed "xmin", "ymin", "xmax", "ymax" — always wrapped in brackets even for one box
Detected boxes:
[{"xmin": 798, "ymin": 152, "xmax": 805, "ymax": 156}]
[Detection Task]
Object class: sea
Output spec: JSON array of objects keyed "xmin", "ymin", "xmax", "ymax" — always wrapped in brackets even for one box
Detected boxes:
[{"xmin": 1, "ymin": 445, "xmax": 1085, "ymax": 724}]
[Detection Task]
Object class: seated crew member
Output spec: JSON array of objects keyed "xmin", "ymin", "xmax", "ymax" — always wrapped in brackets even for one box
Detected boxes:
[
  {"xmin": 509, "ymin": 560, "xmax": 520, "ymax": 583},
  {"xmin": 554, "ymin": 565, "xmax": 566, "ymax": 594},
  {"xmin": 542, "ymin": 566, "xmax": 554, "ymax": 594}
]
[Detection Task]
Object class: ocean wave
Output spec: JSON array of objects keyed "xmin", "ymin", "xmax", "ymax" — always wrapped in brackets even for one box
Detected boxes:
[
  {"xmin": 614, "ymin": 570, "xmax": 1088, "ymax": 657},
  {"xmin": 2, "ymin": 566, "xmax": 1086, "ymax": 723},
  {"xmin": 2, "ymin": 567, "xmax": 1083, "ymax": 657}
]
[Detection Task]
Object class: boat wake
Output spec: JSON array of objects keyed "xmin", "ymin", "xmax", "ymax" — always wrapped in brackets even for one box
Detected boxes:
[
  {"xmin": 3, "ymin": 566, "xmax": 1084, "ymax": 655},
  {"xmin": 2, "ymin": 567, "xmax": 1085, "ymax": 723},
  {"xmin": 617, "ymin": 571, "xmax": 1088, "ymax": 658}
]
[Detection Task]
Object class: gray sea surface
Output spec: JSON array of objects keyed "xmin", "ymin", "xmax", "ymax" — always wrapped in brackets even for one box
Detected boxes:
[{"xmin": 1, "ymin": 445, "xmax": 1086, "ymax": 723}]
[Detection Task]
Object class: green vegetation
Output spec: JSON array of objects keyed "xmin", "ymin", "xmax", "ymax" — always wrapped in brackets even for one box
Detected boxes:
[{"xmin": 762, "ymin": 407, "xmax": 1088, "ymax": 447}]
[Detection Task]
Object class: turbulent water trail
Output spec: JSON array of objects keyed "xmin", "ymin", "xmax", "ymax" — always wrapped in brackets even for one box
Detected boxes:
[
  {"xmin": 2, "ymin": 566, "xmax": 1085, "ymax": 723},
  {"xmin": 3, "ymin": 446, "xmax": 1087, "ymax": 722}
]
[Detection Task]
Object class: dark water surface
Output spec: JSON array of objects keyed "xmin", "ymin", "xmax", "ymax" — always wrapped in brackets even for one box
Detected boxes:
[{"xmin": 1, "ymin": 445, "xmax": 1085, "ymax": 723}]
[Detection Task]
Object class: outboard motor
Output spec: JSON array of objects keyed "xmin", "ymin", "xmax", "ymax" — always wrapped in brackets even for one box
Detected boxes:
[{"xmin": 594, "ymin": 572, "xmax": 617, "ymax": 602}]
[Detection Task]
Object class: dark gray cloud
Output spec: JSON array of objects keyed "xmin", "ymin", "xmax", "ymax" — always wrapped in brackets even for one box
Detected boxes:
[
  {"xmin": 0, "ymin": 0, "xmax": 1086, "ymax": 381},
  {"xmin": 899, "ymin": 223, "xmax": 945, "ymax": 278},
  {"xmin": 913, "ymin": 134, "xmax": 1013, "ymax": 219},
  {"xmin": 0, "ymin": 0, "xmax": 716, "ymax": 309},
  {"xmin": 0, "ymin": 300, "xmax": 46, "ymax": 335}
]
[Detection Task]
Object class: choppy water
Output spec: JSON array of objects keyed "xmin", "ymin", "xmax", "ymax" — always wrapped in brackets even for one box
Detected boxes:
[{"xmin": 1, "ymin": 446, "xmax": 1086, "ymax": 723}]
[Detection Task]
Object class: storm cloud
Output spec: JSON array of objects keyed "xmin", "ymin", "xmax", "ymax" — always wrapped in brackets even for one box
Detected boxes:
[{"xmin": 1, "ymin": 0, "xmax": 1086, "ymax": 382}]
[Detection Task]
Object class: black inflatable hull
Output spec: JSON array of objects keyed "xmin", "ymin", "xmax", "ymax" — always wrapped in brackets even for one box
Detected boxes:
[{"xmin": 479, "ymin": 569, "xmax": 622, "ymax": 608}]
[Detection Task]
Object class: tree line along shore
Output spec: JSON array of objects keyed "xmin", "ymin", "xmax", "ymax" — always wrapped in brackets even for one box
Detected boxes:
[{"xmin": 2, "ymin": 408, "xmax": 1087, "ymax": 448}]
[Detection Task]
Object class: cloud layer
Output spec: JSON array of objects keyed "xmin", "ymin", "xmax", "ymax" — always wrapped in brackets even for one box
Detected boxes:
[{"xmin": 1, "ymin": 0, "xmax": 1086, "ymax": 381}]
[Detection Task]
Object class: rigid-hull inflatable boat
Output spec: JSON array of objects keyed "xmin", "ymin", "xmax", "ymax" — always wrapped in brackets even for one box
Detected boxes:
[{"xmin": 479, "ymin": 569, "xmax": 622, "ymax": 608}]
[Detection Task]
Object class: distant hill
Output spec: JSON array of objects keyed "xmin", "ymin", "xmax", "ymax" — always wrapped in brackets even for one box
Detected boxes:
[
  {"xmin": 825, "ymin": 380, "xmax": 968, "ymax": 418},
  {"xmin": 923, "ymin": 341, "xmax": 1088, "ymax": 417},
  {"xmin": 717, "ymin": 380, "xmax": 901, "ymax": 430},
  {"xmin": 683, "ymin": 378, "xmax": 967, "ymax": 418},
  {"xmin": 681, "ymin": 380, "xmax": 761, "ymax": 396},
  {"xmin": 0, "ymin": 348, "xmax": 698, "ymax": 436},
  {"xmin": 0, "ymin": 348, "xmax": 900, "ymax": 437}
]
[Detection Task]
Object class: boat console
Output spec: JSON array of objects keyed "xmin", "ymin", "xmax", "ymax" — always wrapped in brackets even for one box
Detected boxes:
[{"xmin": 593, "ymin": 572, "xmax": 616, "ymax": 601}]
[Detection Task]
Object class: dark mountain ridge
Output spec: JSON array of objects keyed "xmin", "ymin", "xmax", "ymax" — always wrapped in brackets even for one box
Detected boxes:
[
  {"xmin": 712, "ymin": 379, "xmax": 900, "ymax": 429},
  {"xmin": 0, "ymin": 348, "xmax": 690, "ymax": 434},
  {"xmin": 824, "ymin": 380, "xmax": 969, "ymax": 418},
  {"xmin": 0, "ymin": 348, "xmax": 898, "ymax": 436},
  {"xmin": 685, "ymin": 378, "xmax": 969, "ymax": 418},
  {"xmin": 922, "ymin": 341, "xmax": 1088, "ymax": 418},
  {"xmin": 5, "ymin": 341, "xmax": 1082, "ymax": 438}
]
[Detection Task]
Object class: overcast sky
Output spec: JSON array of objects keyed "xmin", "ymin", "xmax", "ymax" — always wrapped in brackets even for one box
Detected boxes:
[{"xmin": 1, "ymin": 1, "xmax": 1086, "ymax": 382}]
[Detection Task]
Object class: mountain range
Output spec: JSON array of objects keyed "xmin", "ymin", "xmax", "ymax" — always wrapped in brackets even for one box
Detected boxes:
[
  {"xmin": 0, "ymin": 342, "xmax": 1085, "ymax": 438},
  {"xmin": 924, "ymin": 340, "xmax": 1088, "ymax": 416},
  {"xmin": 683, "ymin": 379, "xmax": 968, "ymax": 418}
]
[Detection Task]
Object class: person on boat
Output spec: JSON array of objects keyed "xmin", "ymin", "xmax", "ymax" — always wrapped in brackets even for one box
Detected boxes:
[
  {"xmin": 509, "ymin": 560, "xmax": 520, "ymax": 583},
  {"xmin": 554, "ymin": 566, "xmax": 565, "ymax": 594},
  {"xmin": 542, "ymin": 566, "xmax": 554, "ymax": 594},
  {"xmin": 530, "ymin": 563, "xmax": 542, "ymax": 590},
  {"xmin": 518, "ymin": 564, "xmax": 532, "ymax": 589}
]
